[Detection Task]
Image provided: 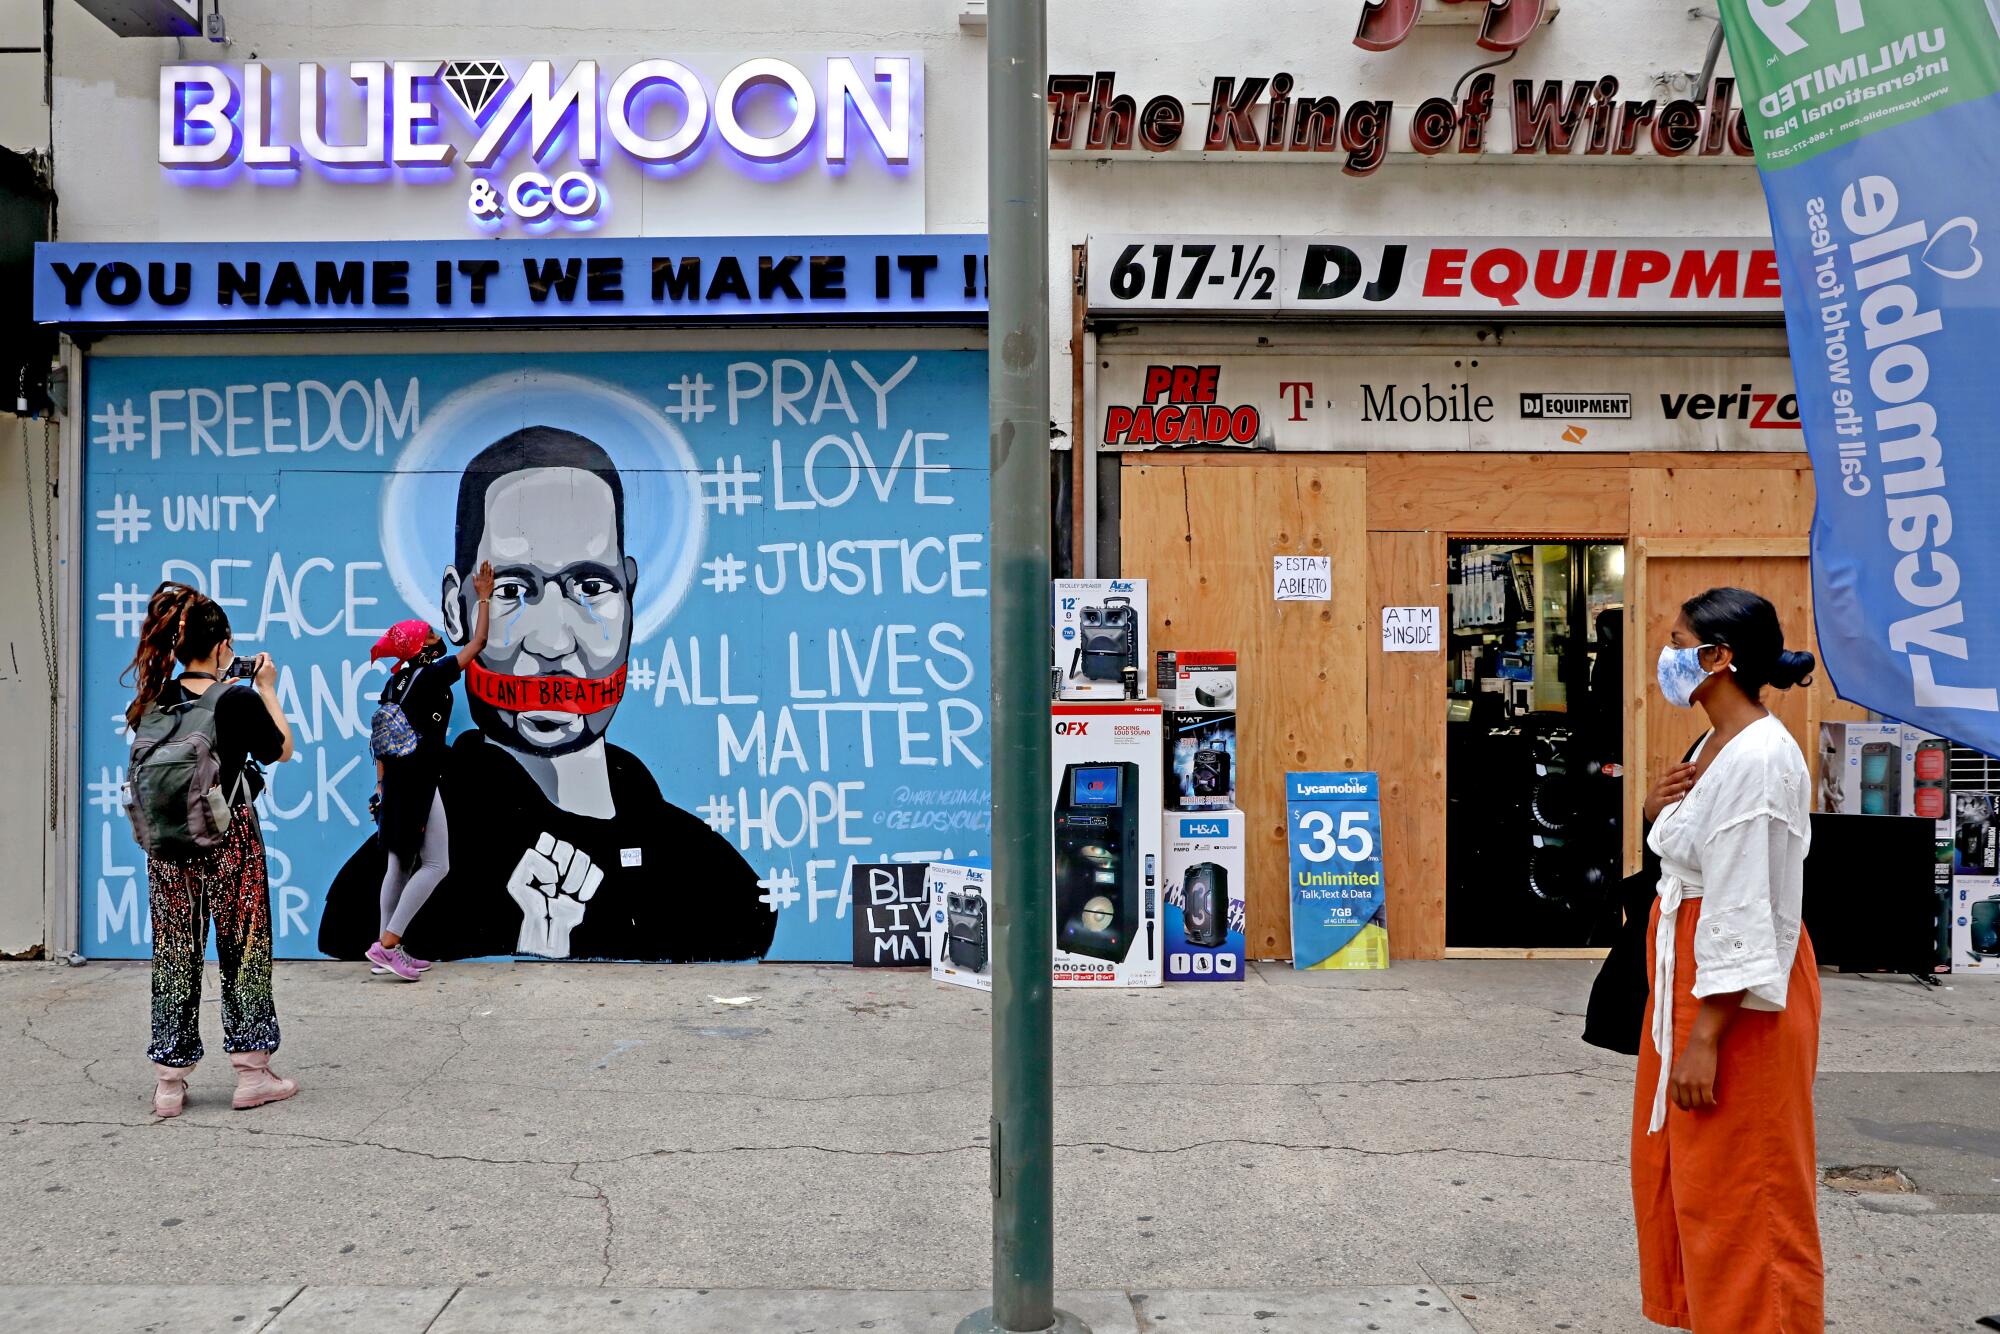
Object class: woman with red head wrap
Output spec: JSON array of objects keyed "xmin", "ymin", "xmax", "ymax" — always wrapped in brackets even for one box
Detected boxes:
[{"xmin": 364, "ymin": 561, "xmax": 494, "ymax": 980}]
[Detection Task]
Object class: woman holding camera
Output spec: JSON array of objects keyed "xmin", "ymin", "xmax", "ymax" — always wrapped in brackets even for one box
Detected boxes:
[
  {"xmin": 1632, "ymin": 587, "xmax": 1822, "ymax": 1333},
  {"xmin": 124, "ymin": 583, "xmax": 296, "ymax": 1117}
]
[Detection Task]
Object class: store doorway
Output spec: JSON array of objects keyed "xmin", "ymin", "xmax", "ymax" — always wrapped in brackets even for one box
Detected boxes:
[{"xmin": 1445, "ymin": 540, "xmax": 1626, "ymax": 949}]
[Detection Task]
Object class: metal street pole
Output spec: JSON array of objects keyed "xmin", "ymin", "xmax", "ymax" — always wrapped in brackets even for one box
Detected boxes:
[{"xmin": 959, "ymin": 2, "xmax": 1086, "ymax": 1333}]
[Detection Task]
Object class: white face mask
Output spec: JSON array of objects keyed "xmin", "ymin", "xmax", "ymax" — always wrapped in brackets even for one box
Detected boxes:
[{"xmin": 1656, "ymin": 644, "xmax": 1729, "ymax": 709}]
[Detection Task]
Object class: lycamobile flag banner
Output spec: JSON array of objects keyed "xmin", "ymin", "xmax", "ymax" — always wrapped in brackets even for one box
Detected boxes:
[{"xmin": 1719, "ymin": 0, "xmax": 2000, "ymax": 754}]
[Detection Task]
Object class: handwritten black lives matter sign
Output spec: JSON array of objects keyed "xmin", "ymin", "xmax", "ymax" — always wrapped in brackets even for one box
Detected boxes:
[{"xmin": 850, "ymin": 862, "xmax": 931, "ymax": 966}]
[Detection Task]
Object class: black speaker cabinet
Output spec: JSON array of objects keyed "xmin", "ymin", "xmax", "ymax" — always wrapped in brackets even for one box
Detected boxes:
[
  {"xmin": 1183, "ymin": 862, "xmax": 1229, "ymax": 948},
  {"xmin": 945, "ymin": 890, "xmax": 988, "ymax": 972},
  {"xmin": 1803, "ymin": 813, "xmax": 1937, "ymax": 975},
  {"xmin": 1075, "ymin": 597, "xmax": 1140, "ymax": 681},
  {"xmin": 1054, "ymin": 762, "xmax": 1141, "ymax": 962},
  {"xmin": 1191, "ymin": 745, "xmax": 1231, "ymax": 798}
]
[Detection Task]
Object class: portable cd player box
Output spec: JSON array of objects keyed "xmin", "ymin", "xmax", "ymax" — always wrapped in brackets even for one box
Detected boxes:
[
  {"xmin": 1051, "ymin": 702, "xmax": 1163, "ymax": 987},
  {"xmin": 1055, "ymin": 579, "xmax": 1148, "ymax": 701},
  {"xmin": 1166, "ymin": 709, "xmax": 1237, "ymax": 812},
  {"xmin": 929, "ymin": 860, "xmax": 994, "ymax": 992},
  {"xmin": 1163, "ymin": 809, "xmax": 1246, "ymax": 982},
  {"xmin": 1155, "ymin": 649, "xmax": 1238, "ymax": 712},
  {"xmin": 1817, "ymin": 723, "xmax": 1949, "ymax": 823},
  {"xmin": 1952, "ymin": 874, "xmax": 2000, "ymax": 978}
]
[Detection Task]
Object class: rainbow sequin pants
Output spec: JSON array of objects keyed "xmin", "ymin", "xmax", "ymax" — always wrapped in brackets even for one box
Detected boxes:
[{"xmin": 146, "ymin": 805, "xmax": 281, "ymax": 1067}]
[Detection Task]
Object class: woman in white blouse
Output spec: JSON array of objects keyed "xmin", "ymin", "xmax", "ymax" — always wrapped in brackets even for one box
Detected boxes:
[{"xmin": 1631, "ymin": 588, "xmax": 1823, "ymax": 1334}]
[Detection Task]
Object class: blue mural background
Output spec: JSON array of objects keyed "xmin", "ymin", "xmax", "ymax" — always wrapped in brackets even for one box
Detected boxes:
[{"xmin": 82, "ymin": 349, "xmax": 990, "ymax": 960}]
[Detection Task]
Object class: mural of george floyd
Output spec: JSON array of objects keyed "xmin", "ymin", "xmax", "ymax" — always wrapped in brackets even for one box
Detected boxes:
[{"xmin": 82, "ymin": 349, "xmax": 991, "ymax": 962}]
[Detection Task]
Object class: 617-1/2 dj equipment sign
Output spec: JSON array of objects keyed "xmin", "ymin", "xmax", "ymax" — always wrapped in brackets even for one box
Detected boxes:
[
  {"xmin": 1287, "ymin": 772, "xmax": 1389, "ymax": 970},
  {"xmin": 1087, "ymin": 235, "xmax": 1783, "ymax": 317}
]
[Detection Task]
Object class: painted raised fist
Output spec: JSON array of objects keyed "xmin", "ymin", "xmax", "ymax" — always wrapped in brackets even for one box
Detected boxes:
[{"xmin": 507, "ymin": 833, "xmax": 604, "ymax": 957}]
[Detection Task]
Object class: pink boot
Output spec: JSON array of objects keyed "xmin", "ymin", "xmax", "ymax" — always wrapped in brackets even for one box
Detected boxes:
[
  {"xmin": 152, "ymin": 1062, "xmax": 193, "ymax": 1118},
  {"xmin": 228, "ymin": 1051, "xmax": 298, "ymax": 1110}
]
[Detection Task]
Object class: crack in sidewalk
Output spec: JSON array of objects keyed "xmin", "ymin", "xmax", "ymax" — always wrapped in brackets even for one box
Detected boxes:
[
  {"xmin": 568, "ymin": 1162, "xmax": 615, "ymax": 1286},
  {"xmin": 3, "ymin": 1115, "xmax": 1618, "ymax": 1169}
]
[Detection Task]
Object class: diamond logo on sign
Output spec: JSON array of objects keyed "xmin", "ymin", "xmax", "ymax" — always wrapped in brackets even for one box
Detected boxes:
[{"xmin": 441, "ymin": 60, "xmax": 510, "ymax": 121}]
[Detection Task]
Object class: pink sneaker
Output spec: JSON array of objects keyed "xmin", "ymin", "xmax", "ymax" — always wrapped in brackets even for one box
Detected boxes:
[
  {"xmin": 369, "ymin": 949, "xmax": 432, "ymax": 975},
  {"xmin": 365, "ymin": 941, "xmax": 422, "ymax": 981}
]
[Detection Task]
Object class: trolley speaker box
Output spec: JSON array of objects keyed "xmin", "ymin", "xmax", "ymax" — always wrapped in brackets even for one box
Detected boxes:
[
  {"xmin": 1166, "ymin": 710, "xmax": 1237, "ymax": 811},
  {"xmin": 928, "ymin": 861, "xmax": 994, "ymax": 991},
  {"xmin": 1802, "ymin": 814, "xmax": 1937, "ymax": 976},
  {"xmin": 1055, "ymin": 580, "xmax": 1149, "ymax": 701}
]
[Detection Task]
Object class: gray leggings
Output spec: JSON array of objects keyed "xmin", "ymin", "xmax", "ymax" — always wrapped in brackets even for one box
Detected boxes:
[{"xmin": 379, "ymin": 791, "xmax": 448, "ymax": 939}]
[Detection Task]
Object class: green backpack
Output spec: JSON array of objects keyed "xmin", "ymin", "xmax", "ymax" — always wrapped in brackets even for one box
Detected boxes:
[{"xmin": 125, "ymin": 683, "xmax": 251, "ymax": 860}]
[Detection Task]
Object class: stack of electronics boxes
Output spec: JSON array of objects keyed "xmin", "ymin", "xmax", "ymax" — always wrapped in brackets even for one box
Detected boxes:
[
  {"xmin": 1158, "ymin": 649, "xmax": 1246, "ymax": 982},
  {"xmin": 1050, "ymin": 580, "xmax": 1164, "ymax": 988},
  {"xmin": 1817, "ymin": 723, "xmax": 1959, "ymax": 974}
]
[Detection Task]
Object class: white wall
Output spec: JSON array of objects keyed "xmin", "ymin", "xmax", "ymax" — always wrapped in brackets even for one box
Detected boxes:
[
  {"xmin": 0, "ymin": 0, "xmax": 45, "ymax": 151},
  {"xmin": 2, "ymin": 0, "xmax": 49, "ymax": 951},
  {"xmin": 1043, "ymin": 0, "xmax": 1776, "ymax": 428},
  {"xmin": 0, "ymin": 413, "xmax": 56, "ymax": 956}
]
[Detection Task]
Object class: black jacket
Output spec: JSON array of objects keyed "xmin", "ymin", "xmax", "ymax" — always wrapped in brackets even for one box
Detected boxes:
[{"xmin": 320, "ymin": 731, "xmax": 775, "ymax": 962}]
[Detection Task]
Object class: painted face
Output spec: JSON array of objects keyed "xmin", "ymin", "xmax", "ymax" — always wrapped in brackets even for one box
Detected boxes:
[{"xmin": 465, "ymin": 466, "xmax": 636, "ymax": 756}]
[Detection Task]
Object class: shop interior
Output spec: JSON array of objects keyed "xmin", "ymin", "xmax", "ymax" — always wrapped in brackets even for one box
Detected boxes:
[{"xmin": 1446, "ymin": 540, "xmax": 1626, "ymax": 949}]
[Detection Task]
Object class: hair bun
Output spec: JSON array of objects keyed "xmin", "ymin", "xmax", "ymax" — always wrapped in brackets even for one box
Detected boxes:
[{"xmin": 1770, "ymin": 649, "xmax": 1816, "ymax": 690}]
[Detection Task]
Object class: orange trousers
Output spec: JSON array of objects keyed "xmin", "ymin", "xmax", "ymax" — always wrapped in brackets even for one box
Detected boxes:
[{"xmin": 1631, "ymin": 897, "xmax": 1825, "ymax": 1333}]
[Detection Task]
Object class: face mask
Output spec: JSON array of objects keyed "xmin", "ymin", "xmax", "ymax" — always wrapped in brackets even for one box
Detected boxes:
[
  {"xmin": 1657, "ymin": 644, "xmax": 1727, "ymax": 709},
  {"xmin": 415, "ymin": 641, "xmax": 446, "ymax": 667}
]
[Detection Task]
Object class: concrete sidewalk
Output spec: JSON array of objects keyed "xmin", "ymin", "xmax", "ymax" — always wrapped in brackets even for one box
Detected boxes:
[
  {"xmin": 2, "ymin": 958, "xmax": 1996, "ymax": 1332},
  {"xmin": 0, "ymin": 1284, "xmax": 1478, "ymax": 1332}
]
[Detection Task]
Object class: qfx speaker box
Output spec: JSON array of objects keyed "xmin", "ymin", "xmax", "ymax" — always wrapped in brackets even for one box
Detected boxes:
[
  {"xmin": 1183, "ymin": 862, "xmax": 1229, "ymax": 948},
  {"xmin": 1054, "ymin": 762, "xmax": 1141, "ymax": 963}
]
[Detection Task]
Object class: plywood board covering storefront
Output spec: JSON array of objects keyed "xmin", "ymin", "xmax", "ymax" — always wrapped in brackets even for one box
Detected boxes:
[
  {"xmin": 1123, "ymin": 450, "xmax": 1835, "ymax": 960},
  {"xmin": 1122, "ymin": 461, "xmax": 1368, "ymax": 959}
]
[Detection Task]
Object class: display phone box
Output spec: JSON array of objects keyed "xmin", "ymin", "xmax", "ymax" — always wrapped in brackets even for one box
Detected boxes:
[
  {"xmin": 1953, "ymin": 874, "xmax": 2000, "ymax": 977},
  {"xmin": 1051, "ymin": 702, "xmax": 1164, "ymax": 988},
  {"xmin": 929, "ymin": 860, "xmax": 993, "ymax": 992},
  {"xmin": 1163, "ymin": 809, "xmax": 1246, "ymax": 982},
  {"xmin": 1165, "ymin": 710, "xmax": 1237, "ymax": 812},
  {"xmin": 1055, "ymin": 579, "xmax": 1148, "ymax": 701},
  {"xmin": 1817, "ymin": 723, "xmax": 1948, "ymax": 821},
  {"xmin": 1156, "ymin": 649, "xmax": 1238, "ymax": 711}
]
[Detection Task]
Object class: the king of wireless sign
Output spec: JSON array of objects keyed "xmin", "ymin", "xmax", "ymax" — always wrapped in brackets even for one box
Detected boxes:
[{"xmin": 160, "ymin": 57, "xmax": 917, "ymax": 229}]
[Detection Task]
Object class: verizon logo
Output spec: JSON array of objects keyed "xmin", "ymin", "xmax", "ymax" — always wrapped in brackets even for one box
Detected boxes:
[{"xmin": 1660, "ymin": 386, "xmax": 1802, "ymax": 429}]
